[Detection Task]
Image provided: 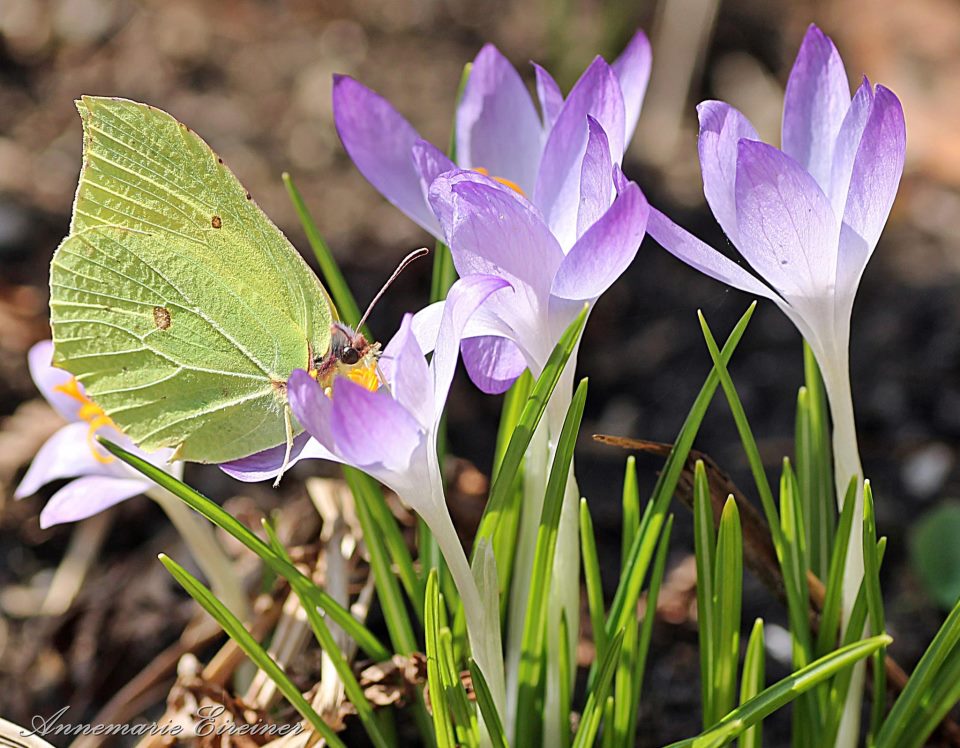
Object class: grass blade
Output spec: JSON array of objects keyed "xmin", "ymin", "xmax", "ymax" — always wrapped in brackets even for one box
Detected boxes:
[
  {"xmin": 558, "ymin": 610, "xmax": 573, "ymax": 748},
  {"xmin": 283, "ymin": 172, "xmax": 365, "ymax": 333},
  {"xmin": 816, "ymin": 476, "xmax": 859, "ymax": 658},
  {"xmin": 581, "ymin": 498, "xmax": 608, "ymax": 665},
  {"xmin": 572, "ymin": 629, "xmax": 626, "ymax": 748},
  {"xmin": 697, "ymin": 311, "xmax": 781, "ymax": 552},
  {"xmin": 602, "ymin": 304, "xmax": 756, "ymax": 665},
  {"xmin": 261, "ymin": 519, "xmax": 390, "ymax": 748},
  {"xmin": 738, "ymin": 619, "xmax": 765, "ymax": 748},
  {"xmin": 159, "ymin": 554, "xmax": 346, "ymax": 748},
  {"xmin": 425, "ymin": 570, "xmax": 456, "ymax": 748},
  {"xmin": 469, "ymin": 657, "xmax": 509, "ymax": 748},
  {"xmin": 862, "ymin": 482, "xmax": 887, "ymax": 742},
  {"xmin": 628, "ymin": 514, "xmax": 674, "ymax": 747},
  {"xmin": 472, "ymin": 306, "xmax": 588, "ymax": 568},
  {"xmin": 665, "ymin": 635, "xmax": 892, "ymax": 748},
  {"xmin": 873, "ymin": 563, "xmax": 960, "ymax": 747},
  {"xmin": 101, "ymin": 438, "xmax": 390, "ymax": 661},
  {"xmin": 622, "ymin": 456, "xmax": 640, "ymax": 568},
  {"xmin": 344, "ymin": 470, "xmax": 418, "ymax": 653},
  {"xmin": 713, "ymin": 496, "xmax": 743, "ymax": 721},
  {"xmin": 694, "ymin": 459, "xmax": 717, "ymax": 727}
]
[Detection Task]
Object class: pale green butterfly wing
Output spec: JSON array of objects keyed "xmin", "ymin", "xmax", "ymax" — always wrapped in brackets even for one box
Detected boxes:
[{"xmin": 50, "ymin": 97, "xmax": 333, "ymax": 463}]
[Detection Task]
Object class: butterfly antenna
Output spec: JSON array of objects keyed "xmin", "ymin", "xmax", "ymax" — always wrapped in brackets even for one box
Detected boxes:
[{"xmin": 356, "ymin": 247, "xmax": 430, "ymax": 332}]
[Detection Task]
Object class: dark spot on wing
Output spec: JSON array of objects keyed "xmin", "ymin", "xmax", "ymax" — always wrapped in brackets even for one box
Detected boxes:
[
  {"xmin": 211, "ymin": 215, "xmax": 222, "ymax": 229},
  {"xmin": 217, "ymin": 157, "xmax": 223, "ymax": 164},
  {"xmin": 271, "ymin": 379, "xmax": 287, "ymax": 397},
  {"xmin": 153, "ymin": 306, "xmax": 172, "ymax": 330},
  {"xmin": 245, "ymin": 193, "xmax": 251, "ymax": 200}
]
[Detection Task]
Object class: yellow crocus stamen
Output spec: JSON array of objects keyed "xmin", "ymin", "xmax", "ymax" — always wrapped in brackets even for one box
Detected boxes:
[
  {"xmin": 473, "ymin": 167, "xmax": 526, "ymax": 197},
  {"xmin": 345, "ymin": 362, "xmax": 381, "ymax": 392},
  {"xmin": 53, "ymin": 377, "xmax": 116, "ymax": 464}
]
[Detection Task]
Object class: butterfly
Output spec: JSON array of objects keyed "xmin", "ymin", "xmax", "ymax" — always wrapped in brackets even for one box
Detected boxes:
[{"xmin": 49, "ymin": 97, "xmax": 422, "ymax": 465}]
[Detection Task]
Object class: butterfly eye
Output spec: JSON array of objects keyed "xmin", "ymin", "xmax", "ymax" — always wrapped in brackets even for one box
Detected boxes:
[{"xmin": 340, "ymin": 347, "xmax": 360, "ymax": 365}]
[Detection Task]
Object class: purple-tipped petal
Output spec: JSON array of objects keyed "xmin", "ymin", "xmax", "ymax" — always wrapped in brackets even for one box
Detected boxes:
[
  {"xmin": 456, "ymin": 44, "xmax": 544, "ymax": 196},
  {"xmin": 734, "ymin": 140, "xmax": 838, "ymax": 302},
  {"xmin": 577, "ymin": 116, "xmax": 614, "ymax": 239},
  {"xmin": 461, "ymin": 336, "xmax": 528, "ymax": 394},
  {"xmin": 220, "ymin": 432, "xmax": 330, "ymax": 482},
  {"xmin": 840, "ymin": 85, "xmax": 906, "ymax": 253},
  {"xmin": 534, "ymin": 63, "xmax": 564, "ymax": 131},
  {"xmin": 332, "ymin": 75, "xmax": 442, "ymax": 238},
  {"xmin": 30, "ymin": 341, "xmax": 86, "ymax": 422},
  {"xmin": 15, "ymin": 422, "xmax": 116, "ymax": 498},
  {"xmin": 429, "ymin": 170, "xmax": 563, "ymax": 302},
  {"xmin": 828, "ymin": 78, "xmax": 875, "ymax": 216},
  {"xmin": 330, "ymin": 379, "xmax": 422, "ymax": 473},
  {"xmin": 611, "ymin": 29, "xmax": 652, "ymax": 146},
  {"xmin": 535, "ymin": 57, "xmax": 626, "ymax": 249},
  {"xmin": 646, "ymin": 207, "xmax": 780, "ymax": 301},
  {"xmin": 612, "ymin": 163, "xmax": 630, "ymax": 194},
  {"xmin": 39, "ymin": 475, "xmax": 149, "ymax": 528},
  {"xmin": 781, "ymin": 24, "xmax": 851, "ymax": 191},
  {"xmin": 697, "ymin": 101, "xmax": 761, "ymax": 245},
  {"xmin": 287, "ymin": 369, "xmax": 337, "ymax": 449},
  {"xmin": 553, "ymin": 181, "xmax": 648, "ymax": 303},
  {"xmin": 431, "ymin": 274, "xmax": 512, "ymax": 420},
  {"xmin": 380, "ymin": 314, "xmax": 432, "ymax": 426},
  {"xmin": 412, "ymin": 139, "xmax": 457, "ymax": 206},
  {"xmin": 836, "ymin": 85, "xmax": 905, "ymax": 297}
]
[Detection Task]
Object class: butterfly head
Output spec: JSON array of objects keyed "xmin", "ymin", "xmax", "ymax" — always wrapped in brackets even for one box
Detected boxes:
[{"xmin": 311, "ymin": 322, "xmax": 382, "ymax": 396}]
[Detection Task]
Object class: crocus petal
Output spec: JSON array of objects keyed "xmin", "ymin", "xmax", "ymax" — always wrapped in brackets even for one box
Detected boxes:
[
  {"xmin": 781, "ymin": 24, "xmax": 851, "ymax": 191},
  {"xmin": 412, "ymin": 138, "xmax": 457, "ymax": 207},
  {"xmin": 646, "ymin": 207, "xmax": 781, "ymax": 302},
  {"xmin": 535, "ymin": 57, "xmax": 626, "ymax": 249},
  {"xmin": 380, "ymin": 313, "xmax": 432, "ymax": 427},
  {"xmin": 840, "ymin": 86, "xmax": 906, "ymax": 256},
  {"xmin": 553, "ymin": 181, "xmax": 648, "ymax": 303},
  {"xmin": 577, "ymin": 116, "xmax": 614, "ymax": 239},
  {"xmin": 612, "ymin": 163, "xmax": 630, "ymax": 194},
  {"xmin": 828, "ymin": 78, "xmax": 875, "ymax": 216},
  {"xmin": 220, "ymin": 432, "xmax": 332, "ymax": 482},
  {"xmin": 430, "ymin": 170, "xmax": 562, "ymax": 311},
  {"xmin": 29, "ymin": 340, "xmax": 85, "ymax": 422},
  {"xmin": 332, "ymin": 75, "xmax": 442, "ymax": 238},
  {"xmin": 431, "ymin": 274, "xmax": 512, "ymax": 421},
  {"xmin": 287, "ymin": 369, "xmax": 337, "ymax": 450},
  {"xmin": 461, "ymin": 336, "xmax": 528, "ymax": 395},
  {"xmin": 15, "ymin": 422, "xmax": 116, "ymax": 498},
  {"xmin": 611, "ymin": 29, "xmax": 652, "ymax": 146},
  {"xmin": 697, "ymin": 101, "xmax": 761, "ymax": 245},
  {"xmin": 456, "ymin": 44, "xmax": 544, "ymax": 196},
  {"xmin": 734, "ymin": 140, "xmax": 838, "ymax": 302},
  {"xmin": 834, "ymin": 85, "xmax": 905, "ymax": 308},
  {"xmin": 39, "ymin": 475, "xmax": 150, "ymax": 528},
  {"xmin": 534, "ymin": 63, "xmax": 564, "ymax": 131},
  {"xmin": 330, "ymin": 379, "xmax": 422, "ymax": 473}
]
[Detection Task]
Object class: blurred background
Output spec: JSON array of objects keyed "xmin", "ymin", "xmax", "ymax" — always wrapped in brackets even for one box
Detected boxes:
[{"xmin": 1, "ymin": 0, "xmax": 959, "ymax": 744}]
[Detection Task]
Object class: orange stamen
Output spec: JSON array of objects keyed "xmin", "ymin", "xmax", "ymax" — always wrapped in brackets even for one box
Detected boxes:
[
  {"xmin": 54, "ymin": 377, "xmax": 116, "ymax": 464},
  {"xmin": 473, "ymin": 167, "xmax": 526, "ymax": 197}
]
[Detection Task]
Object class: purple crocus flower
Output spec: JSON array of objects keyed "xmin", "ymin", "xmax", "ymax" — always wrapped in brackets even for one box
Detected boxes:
[
  {"xmin": 647, "ymin": 24, "xmax": 905, "ymax": 500},
  {"xmin": 647, "ymin": 25, "xmax": 905, "ymax": 745},
  {"xmin": 224, "ymin": 275, "xmax": 511, "ymax": 717},
  {"xmin": 15, "ymin": 340, "xmax": 182, "ymax": 529},
  {"xmin": 415, "ymin": 165, "xmax": 649, "ymax": 394},
  {"xmin": 332, "ymin": 30, "xmax": 650, "ymax": 252}
]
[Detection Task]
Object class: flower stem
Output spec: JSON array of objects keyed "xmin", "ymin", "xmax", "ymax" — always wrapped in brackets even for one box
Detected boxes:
[
  {"xmin": 147, "ymin": 486, "xmax": 251, "ymax": 621},
  {"xmin": 422, "ymin": 500, "xmax": 507, "ymax": 724},
  {"xmin": 820, "ymin": 357, "xmax": 866, "ymax": 748}
]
